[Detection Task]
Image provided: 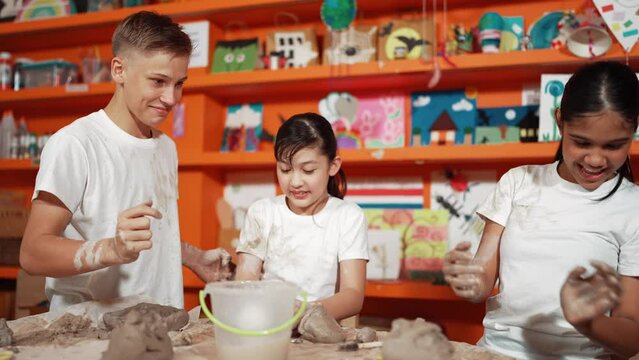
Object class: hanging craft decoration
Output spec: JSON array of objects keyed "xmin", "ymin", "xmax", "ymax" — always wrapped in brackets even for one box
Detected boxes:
[
  {"xmin": 593, "ymin": 0, "xmax": 639, "ymax": 52},
  {"xmin": 320, "ymin": 0, "xmax": 356, "ymax": 31}
]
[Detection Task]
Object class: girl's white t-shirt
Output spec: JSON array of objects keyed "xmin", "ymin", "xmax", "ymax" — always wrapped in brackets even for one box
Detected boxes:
[
  {"xmin": 476, "ymin": 162, "xmax": 639, "ymax": 359},
  {"xmin": 34, "ymin": 110, "xmax": 183, "ymax": 310},
  {"xmin": 236, "ymin": 195, "xmax": 369, "ymax": 301}
]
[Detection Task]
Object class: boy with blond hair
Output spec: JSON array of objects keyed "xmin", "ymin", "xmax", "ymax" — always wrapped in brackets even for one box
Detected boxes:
[{"xmin": 20, "ymin": 11, "xmax": 230, "ymax": 310}]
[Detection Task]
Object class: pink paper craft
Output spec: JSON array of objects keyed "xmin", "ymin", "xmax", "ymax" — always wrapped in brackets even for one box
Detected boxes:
[{"xmin": 351, "ymin": 94, "xmax": 405, "ymax": 148}]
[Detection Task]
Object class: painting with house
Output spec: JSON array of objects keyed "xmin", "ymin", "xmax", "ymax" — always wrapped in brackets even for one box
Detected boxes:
[{"xmin": 410, "ymin": 89, "xmax": 478, "ymax": 146}]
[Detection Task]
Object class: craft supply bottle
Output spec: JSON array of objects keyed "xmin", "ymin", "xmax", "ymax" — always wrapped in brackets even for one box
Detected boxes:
[{"xmin": 0, "ymin": 52, "xmax": 12, "ymax": 91}]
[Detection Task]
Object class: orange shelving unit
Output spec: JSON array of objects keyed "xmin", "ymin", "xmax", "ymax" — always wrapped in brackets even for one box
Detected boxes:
[
  {"xmin": 1, "ymin": 0, "xmax": 639, "ymax": 344},
  {"xmin": 0, "ymin": 266, "xmax": 19, "ymax": 280}
]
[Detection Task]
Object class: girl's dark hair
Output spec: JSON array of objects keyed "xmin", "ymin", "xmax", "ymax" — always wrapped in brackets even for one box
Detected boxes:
[
  {"xmin": 555, "ymin": 61, "xmax": 638, "ymax": 200},
  {"xmin": 274, "ymin": 113, "xmax": 347, "ymax": 199}
]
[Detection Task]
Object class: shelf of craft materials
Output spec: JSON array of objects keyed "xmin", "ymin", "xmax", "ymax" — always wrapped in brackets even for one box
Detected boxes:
[
  {"xmin": 192, "ymin": 48, "xmax": 639, "ymax": 100},
  {"xmin": 179, "ymin": 142, "xmax": 639, "ymax": 169},
  {"xmin": 0, "ymin": 159, "xmax": 38, "ymax": 171},
  {"xmin": 0, "ymin": 266, "xmax": 19, "ymax": 279},
  {"xmin": 0, "ymin": 0, "xmax": 566, "ymax": 51},
  {"xmin": 3, "ymin": 47, "xmax": 639, "ymax": 109}
]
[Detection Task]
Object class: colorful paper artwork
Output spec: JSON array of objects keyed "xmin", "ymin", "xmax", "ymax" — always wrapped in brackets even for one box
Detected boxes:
[
  {"xmin": 378, "ymin": 19, "xmax": 434, "ymax": 61},
  {"xmin": 319, "ymin": 92, "xmax": 405, "ymax": 148},
  {"xmin": 367, "ymin": 229, "xmax": 402, "ymax": 280},
  {"xmin": 324, "ymin": 26, "xmax": 377, "ymax": 65},
  {"xmin": 211, "ymin": 38, "xmax": 259, "ymax": 73},
  {"xmin": 430, "ymin": 169, "xmax": 496, "ymax": 256},
  {"xmin": 346, "ymin": 177, "xmax": 423, "ymax": 209},
  {"xmin": 266, "ymin": 29, "xmax": 319, "ymax": 68},
  {"xmin": 221, "ymin": 103, "xmax": 263, "ymax": 152},
  {"xmin": 593, "ymin": 0, "xmax": 639, "ymax": 52},
  {"xmin": 475, "ymin": 105, "xmax": 539, "ymax": 144},
  {"xmin": 539, "ymin": 74, "xmax": 571, "ymax": 142},
  {"xmin": 410, "ymin": 89, "xmax": 478, "ymax": 146},
  {"xmin": 364, "ymin": 209, "xmax": 449, "ymax": 282}
]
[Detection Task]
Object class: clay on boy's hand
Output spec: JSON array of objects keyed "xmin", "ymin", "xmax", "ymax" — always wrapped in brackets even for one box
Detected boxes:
[
  {"xmin": 191, "ymin": 248, "xmax": 235, "ymax": 283},
  {"xmin": 112, "ymin": 201, "xmax": 162, "ymax": 264},
  {"xmin": 560, "ymin": 260, "xmax": 622, "ymax": 329}
]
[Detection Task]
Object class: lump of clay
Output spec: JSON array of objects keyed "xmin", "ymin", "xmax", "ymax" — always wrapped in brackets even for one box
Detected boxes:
[
  {"xmin": 0, "ymin": 318, "xmax": 13, "ymax": 347},
  {"xmin": 356, "ymin": 327, "xmax": 377, "ymax": 343},
  {"xmin": 103, "ymin": 303, "xmax": 188, "ymax": 332},
  {"xmin": 297, "ymin": 304, "xmax": 346, "ymax": 344},
  {"xmin": 382, "ymin": 318, "xmax": 453, "ymax": 360},
  {"xmin": 102, "ymin": 311, "xmax": 173, "ymax": 360},
  {"xmin": 13, "ymin": 313, "xmax": 104, "ymax": 347}
]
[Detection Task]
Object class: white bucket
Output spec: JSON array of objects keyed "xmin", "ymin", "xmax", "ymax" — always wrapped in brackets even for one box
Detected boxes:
[{"xmin": 199, "ymin": 280, "xmax": 306, "ymax": 360}]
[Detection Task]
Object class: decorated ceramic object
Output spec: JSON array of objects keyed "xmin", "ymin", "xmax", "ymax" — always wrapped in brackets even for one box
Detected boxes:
[{"xmin": 478, "ymin": 12, "xmax": 504, "ymax": 53}]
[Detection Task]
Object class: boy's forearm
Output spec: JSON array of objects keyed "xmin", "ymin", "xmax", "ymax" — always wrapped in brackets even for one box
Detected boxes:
[
  {"xmin": 318, "ymin": 288, "xmax": 364, "ymax": 321},
  {"xmin": 20, "ymin": 235, "xmax": 118, "ymax": 277},
  {"xmin": 578, "ymin": 315, "xmax": 639, "ymax": 357}
]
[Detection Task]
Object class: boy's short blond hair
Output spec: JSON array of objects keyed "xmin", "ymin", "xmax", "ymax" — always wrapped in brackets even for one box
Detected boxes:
[{"xmin": 112, "ymin": 11, "xmax": 192, "ymax": 57}]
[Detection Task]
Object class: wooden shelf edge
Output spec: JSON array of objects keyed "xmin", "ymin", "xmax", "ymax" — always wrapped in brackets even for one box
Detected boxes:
[
  {"xmin": 2, "ymin": 142, "xmax": 638, "ymax": 171},
  {"xmin": 367, "ymin": 280, "xmax": 459, "ymax": 301},
  {"xmin": 0, "ymin": 159, "xmax": 39, "ymax": 170},
  {"xmin": 179, "ymin": 142, "xmax": 562, "ymax": 167},
  {"xmin": 0, "ymin": 0, "xmax": 311, "ymax": 36},
  {"xmin": 0, "ymin": 266, "xmax": 19, "ymax": 279}
]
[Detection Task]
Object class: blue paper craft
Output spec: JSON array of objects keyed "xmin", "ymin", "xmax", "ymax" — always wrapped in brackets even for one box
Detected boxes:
[
  {"xmin": 410, "ymin": 89, "xmax": 477, "ymax": 146},
  {"xmin": 221, "ymin": 103, "xmax": 263, "ymax": 152}
]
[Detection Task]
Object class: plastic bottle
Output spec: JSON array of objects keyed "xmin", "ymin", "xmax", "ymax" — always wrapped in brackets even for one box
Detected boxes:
[
  {"xmin": 0, "ymin": 52, "xmax": 12, "ymax": 91},
  {"xmin": 0, "ymin": 110, "xmax": 16, "ymax": 158}
]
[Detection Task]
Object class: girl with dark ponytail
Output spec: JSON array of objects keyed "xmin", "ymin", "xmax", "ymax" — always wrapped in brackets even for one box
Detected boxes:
[
  {"xmin": 443, "ymin": 61, "xmax": 639, "ymax": 359},
  {"xmin": 235, "ymin": 112, "xmax": 369, "ymax": 325}
]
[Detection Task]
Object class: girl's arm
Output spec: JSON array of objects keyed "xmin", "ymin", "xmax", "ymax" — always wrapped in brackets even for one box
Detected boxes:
[
  {"xmin": 235, "ymin": 252, "xmax": 264, "ymax": 281},
  {"xmin": 318, "ymin": 259, "xmax": 366, "ymax": 320},
  {"xmin": 443, "ymin": 218, "xmax": 503, "ymax": 303},
  {"xmin": 561, "ymin": 263, "xmax": 639, "ymax": 357}
]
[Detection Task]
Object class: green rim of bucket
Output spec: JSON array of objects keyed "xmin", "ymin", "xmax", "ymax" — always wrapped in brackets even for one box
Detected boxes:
[{"xmin": 199, "ymin": 288, "xmax": 308, "ymax": 337}]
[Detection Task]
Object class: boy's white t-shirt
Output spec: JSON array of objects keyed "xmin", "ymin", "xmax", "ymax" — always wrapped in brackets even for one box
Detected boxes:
[
  {"xmin": 34, "ymin": 110, "xmax": 183, "ymax": 310},
  {"xmin": 236, "ymin": 195, "xmax": 369, "ymax": 301},
  {"xmin": 476, "ymin": 162, "xmax": 639, "ymax": 360}
]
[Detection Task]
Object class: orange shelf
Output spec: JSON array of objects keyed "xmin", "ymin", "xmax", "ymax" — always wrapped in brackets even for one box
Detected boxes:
[
  {"xmin": 0, "ymin": 159, "xmax": 39, "ymax": 170},
  {"xmin": 366, "ymin": 280, "xmax": 459, "ymax": 301},
  {"xmin": 0, "ymin": 266, "xmax": 19, "ymax": 279},
  {"xmin": 180, "ymin": 142, "xmax": 639, "ymax": 169},
  {"xmin": 3, "ymin": 142, "xmax": 638, "ymax": 172},
  {"xmin": 0, "ymin": 0, "xmax": 307, "ymax": 36},
  {"xmin": 3, "ymin": 47, "xmax": 639, "ymax": 107}
]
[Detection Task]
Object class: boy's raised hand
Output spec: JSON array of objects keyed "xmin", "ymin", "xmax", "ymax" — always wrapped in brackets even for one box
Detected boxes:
[
  {"xmin": 560, "ymin": 260, "xmax": 622, "ymax": 332},
  {"xmin": 443, "ymin": 241, "xmax": 486, "ymax": 302},
  {"xmin": 109, "ymin": 200, "xmax": 162, "ymax": 264}
]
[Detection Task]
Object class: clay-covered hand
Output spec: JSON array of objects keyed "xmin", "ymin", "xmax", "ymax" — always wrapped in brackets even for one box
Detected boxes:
[
  {"xmin": 190, "ymin": 248, "xmax": 235, "ymax": 283},
  {"xmin": 297, "ymin": 303, "xmax": 346, "ymax": 344},
  {"xmin": 108, "ymin": 200, "xmax": 162, "ymax": 265},
  {"xmin": 560, "ymin": 260, "xmax": 622, "ymax": 332},
  {"xmin": 442, "ymin": 241, "xmax": 487, "ymax": 302}
]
